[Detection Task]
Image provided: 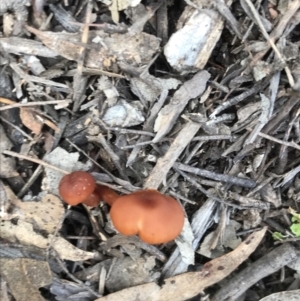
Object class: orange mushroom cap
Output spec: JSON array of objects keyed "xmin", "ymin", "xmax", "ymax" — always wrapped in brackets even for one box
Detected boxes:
[
  {"xmin": 59, "ymin": 171, "xmax": 95, "ymax": 206},
  {"xmin": 109, "ymin": 189, "xmax": 185, "ymax": 244}
]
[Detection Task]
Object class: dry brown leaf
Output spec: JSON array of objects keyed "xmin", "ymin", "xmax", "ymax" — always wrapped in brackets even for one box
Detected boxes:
[
  {"xmin": 1, "ymin": 187, "xmax": 95, "ymax": 261},
  {"xmin": 42, "ymin": 118, "xmax": 60, "ymax": 132},
  {"xmin": 0, "ymin": 96, "xmax": 15, "ymax": 105},
  {"xmin": 0, "ymin": 220, "xmax": 95, "ymax": 261},
  {"xmin": 48, "ymin": 235, "xmax": 96, "ymax": 261},
  {"xmin": 20, "ymin": 107, "xmax": 43, "ymax": 135},
  {"xmin": 96, "ymin": 227, "xmax": 267, "ymax": 301},
  {"xmin": 19, "ymin": 108, "xmax": 60, "ymax": 135},
  {"xmin": 0, "ymin": 258, "xmax": 52, "ymax": 301},
  {"xmin": 0, "ymin": 220, "xmax": 51, "ymax": 248},
  {"xmin": 4, "ymin": 185, "xmax": 64, "ymax": 234}
]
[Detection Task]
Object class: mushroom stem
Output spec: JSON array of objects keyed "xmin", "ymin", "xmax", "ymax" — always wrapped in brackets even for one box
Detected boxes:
[{"xmin": 94, "ymin": 185, "xmax": 119, "ymax": 206}]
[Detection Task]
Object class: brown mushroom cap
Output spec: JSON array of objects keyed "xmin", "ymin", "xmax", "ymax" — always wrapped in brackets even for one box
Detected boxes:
[
  {"xmin": 109, "ymin": 189, "xmax": 184, "ymax": 244},
  {"xmin": 59, "ymin": 171, "xmax": 95, "ymax": 206}
]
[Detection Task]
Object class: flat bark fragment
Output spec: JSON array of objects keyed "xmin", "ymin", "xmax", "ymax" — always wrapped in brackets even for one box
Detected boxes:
[
  {"xmin": 211, "ymin": 243, "xmax": 300, "ymax": 301},
  {"xmin": 153, "ymin": 70, "xmax": 210, "ymax": 143},
  {"xmin": 144, "ymin": 122, "xmax": 202, "ymax": 189},
  {"xmin": 0, "ymin": 258, "xmax": 52, "ymax": 301},
  {"xmin": 95, "ymin": 227, "xmax": 267, "ymax": 301}
]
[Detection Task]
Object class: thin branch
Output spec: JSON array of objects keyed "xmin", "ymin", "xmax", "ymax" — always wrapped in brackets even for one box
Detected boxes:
[
  {"xmin": 243, "ymin": 0, "xmax": 295, "ymax": 87},
  {"xmin": 54, "ymin": 250, "xmax": 102, "ymax": 298},
  {"xmin": 0, "ymin": 99, "xmax": 71, "ymax": 111},
  {"xmin": 175, "ymin": 162, "xmax": 257, "ymax": 188},
  {"xmin": 17, "ymin": 165, "xmax": 44, "ymax": 198},
  {"xmin": 251, "ymin": 130, "xmax": 300, "ymax": 151},
  {"xmin": 0, "ymin": 116, "xmax": 34, "ymax": 141},
  {"xmin": 2, "ymin": 150, "xmax": 69, "ymax": 174}
]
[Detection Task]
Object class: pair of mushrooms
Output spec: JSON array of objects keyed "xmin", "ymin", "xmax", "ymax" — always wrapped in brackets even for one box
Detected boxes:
[{"xmin": 59, "ymin": 171, "xmax": 184, "ymax": 244}]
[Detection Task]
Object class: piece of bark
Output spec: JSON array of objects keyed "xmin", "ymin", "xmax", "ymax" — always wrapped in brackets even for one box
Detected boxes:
[
  {"xmin": 0, "ymin": 69, "xmax": 25, "ymax": 145},
  {"xmin": 62, "ymin": 112, "xmax": 94, "ymax": 138},
  {"xmin": 0, "ymin": 0, "xmax": 29, "ymax": 35},
  {"xmin": 164, "ymin": 5, "xmax": 229, "ymax": 74},
  {"xmin": 259, "ymin": 290, "xmax": 300, "ymax": 301},
  {"xmin": 153, "ymin": 70, "xmax": 210, "ymax": 143},
  {"xmin": 0, "ymin": 243, "xmax": 62, "ymax": 274},
  {"xmin": 233, "ymin": 94, "xmax": 299, "ymax": 163},
  {"xmin": 95, "ymin": 227, "xmax": 267, "ymax": 301},
  {"xmin": 215, "ymin": 0, "xmax": 242, "ymax": 39},
  {"xmin": 174, "ymin": 163, "xmax": 257, "ymax": 188},
  {"xmin": 0, "ymin": 258, "xmax": 52, "ymax": 301},
  {"xmin": 127, "ymin": 3, "xmax": 161, "ymax": 35},
  {"xmin": 162, "ymin": 198, "xmax": 217, "ymax": 278},
  {"xmin": 25, "ymin": 25, "xmax": 160, "ymax": 72},
  {"xmin": 0, "ymin": 124, "xmax": 18, "ymax": 178},
  {"xmin": 156, "ymin": 0, "xmax": 168, "ymax": 46},
  {"xmin": 49, "ymin": 3, "xmax": 80, "ymax": 33},
  {"xmin": 126, "ymin": 89, "xmax": 168, "ymax": 167},
  {"xmin": 211, "ymin": 243, "xmax": 300, "ymax": 301},
  {"xmin": 0, "ymin": 179, "xmax": 10, "ymax": 218},
  {"xmin": 10, "ymin": 62, "xmax": 69, "ymax": 89},
  {"xmin": 0, "ymin": 37, "xmax": 58, "ymax": 57},
  {"xmin": 144, "ymin": 122, "xmax": 202, "ymax": 189}
]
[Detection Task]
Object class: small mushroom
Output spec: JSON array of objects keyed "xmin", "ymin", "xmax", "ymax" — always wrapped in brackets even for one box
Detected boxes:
[
  {"xmin": 110, "ymin": 189, "xmax": 185, "ymax": 244},
  {"xmin": 58, "ymin": 171, "xmax": 185, "ymax": 244},
  {"xmin": 59, "ymin": 171, "xmax": 95, "ymax": 206}
]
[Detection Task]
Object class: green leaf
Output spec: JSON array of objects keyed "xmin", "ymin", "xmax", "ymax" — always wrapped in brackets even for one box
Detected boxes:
[
  {"xmin": 288, "ymin": 207, "xmax": 300, "ymax": 223},
  {"xmin": 290, "ymin": 223, "xmax": 300, "ymax": 237},
  {"xmin": 272, "ymin": 232, "xmax": 284, "ymax": 240}
]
